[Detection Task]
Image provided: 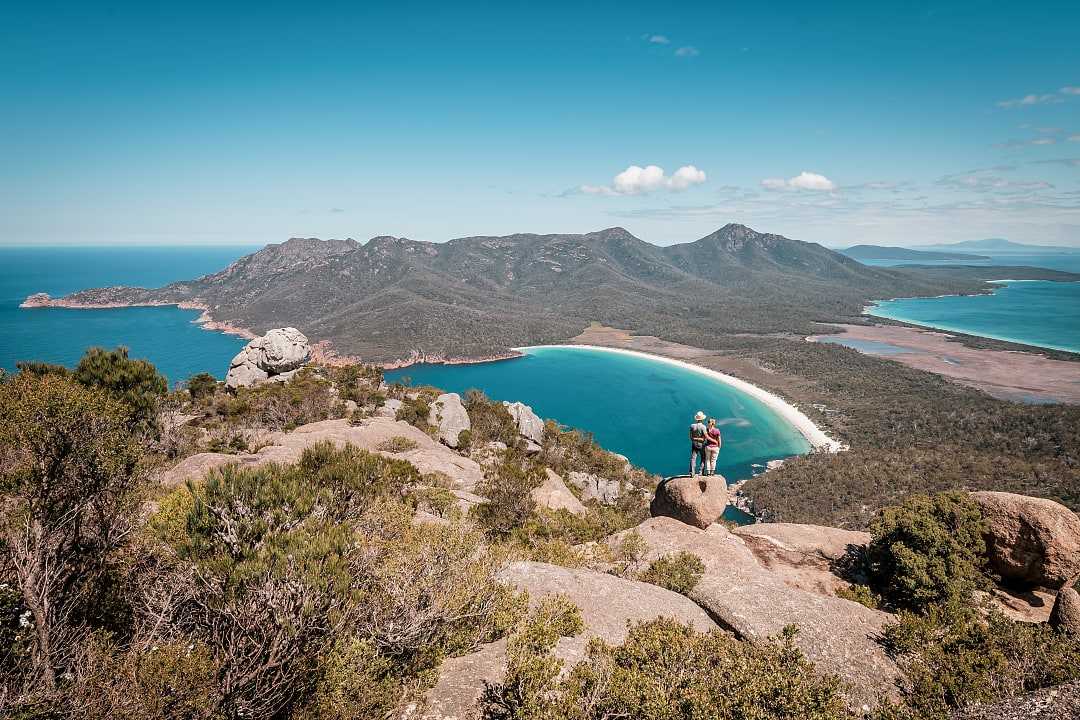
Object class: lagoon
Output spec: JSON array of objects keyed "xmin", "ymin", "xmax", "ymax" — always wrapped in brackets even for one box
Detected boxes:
[
  {"xmin": 866, "ymin": 280, "xmax": 1080, "ymax": 354},
  {"xmin": 386, "ymin": 345, "xmax": 812, "ymax": 482}
]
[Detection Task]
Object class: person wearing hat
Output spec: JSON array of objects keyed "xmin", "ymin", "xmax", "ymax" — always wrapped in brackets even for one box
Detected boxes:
[{"xmin": 689, "ymin": 410, "xmax": 709, "ymax": 475}]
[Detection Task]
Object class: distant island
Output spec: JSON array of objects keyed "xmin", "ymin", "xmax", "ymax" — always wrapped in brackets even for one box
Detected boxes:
[
  {"xmin": 841, "ymin": 244, "xmax": 989, "ymax": 262},
  {"xmin": 917, "ymin": 237, "xmax": 1080, "ymax": 254}
]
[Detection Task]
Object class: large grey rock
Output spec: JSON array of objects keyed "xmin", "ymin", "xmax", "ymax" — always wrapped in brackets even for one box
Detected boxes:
[
  {"xmin": 532, "ymin": 469, "xmax": 586, "ymax": 516},
  {"xmin": 611, "ymin": 516, "xmax": 900, "ymax": 711},
  {"xmin": 416, "ymin": 562, "xmax": 717, "ymax": 720},
  {"xmin": 568, "ymin": 471, "xmax": 621, "ymax": 505},
  {"xmin": 225, "ymin": 327, "xmax": 311, "ymax": 389},
  {"xmin": 428, "ymin": 392, "xmax": 471, "ymax": 448},
  {"xmin": 1050, "ymin": 586, "xmax": 1080, "ymax": 635},
  {"xmin": 650, "ymin": 474, "xmax": 728, "ymax": 529},
  {"xmin": 502, "ymin": 401, "xmax": 545, "ymax": 445},
  {"xmin": 375, "ymin": 397, "xmax": 402, "ymax": 418},
  {"xmin": 972, "ymin": 491, "xmax": 1080, "ymax": 588},
  {"xmin": 156, "ymin": 417, "xmax": 486, "ymax": 492}
]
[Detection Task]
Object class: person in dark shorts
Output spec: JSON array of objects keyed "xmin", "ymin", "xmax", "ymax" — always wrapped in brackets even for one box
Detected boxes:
[{"xmin": 689, "ymin": 410, "xmax": 708, "ymax": 475}]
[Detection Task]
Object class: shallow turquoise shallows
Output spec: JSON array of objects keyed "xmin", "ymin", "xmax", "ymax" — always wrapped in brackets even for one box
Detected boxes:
[
  {"xmin": 387, "ymin": 346, "xmax": 812, "ymax": 483},
  {"xmin": 867, "ymin": 280, "xmax": 1080, "ymax": 353},
  {"xmin": 1, "ymin": 247, "xmax": 255, "ymax": 384}
]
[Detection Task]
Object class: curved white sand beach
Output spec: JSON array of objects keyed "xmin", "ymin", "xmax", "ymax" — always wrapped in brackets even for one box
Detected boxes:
[{"xmin": 515, "ymin": 344, "xmax": 845, "ymax": 453}]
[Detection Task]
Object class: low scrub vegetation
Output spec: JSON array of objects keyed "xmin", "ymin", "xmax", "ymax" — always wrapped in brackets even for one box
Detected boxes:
[
  {"xmin": 377, "ymin": 435, "xmax": 420, "ymax": 453},
  {"xmin": 483, "ymin": 612, "xmax": 848, "ymax": 720},
  {"xmin": 637, "ymin": 551, "xmax": 706, "ymax": 596}
]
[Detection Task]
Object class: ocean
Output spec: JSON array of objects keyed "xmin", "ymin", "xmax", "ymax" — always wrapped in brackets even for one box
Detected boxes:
[
  {"xmin": 0, "ymin": 246, "xmax": 256, "ymax": 384},
  {"xmin": 855, "ymin": 252, "xmax": 1080, "ymax": 273},
  {"xmin": 386, "ymin": 346, "xmax": 811, "ymax": 482}
]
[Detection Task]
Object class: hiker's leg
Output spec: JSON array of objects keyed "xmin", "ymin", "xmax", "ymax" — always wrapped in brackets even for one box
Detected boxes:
[{"xmin": 689, "ymin": 447, "xmax": 697, "ymax": 475}]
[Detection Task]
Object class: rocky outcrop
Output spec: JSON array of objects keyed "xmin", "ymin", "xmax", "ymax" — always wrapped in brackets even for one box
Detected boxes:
[
  {"xmin": 650, "ymin": 474, "xmax": 729, "ymax": 529},
  {"xmin": 733, "ymin": 523, "xmax": 871, "ymax": 596},
  {"xmin": 611, "ymin": 517, "xmax": 900, "ymax": 711},
  {"xmin": 502, "ymin": 401, "xmax": 544, "ymax": 449},
  {"xmin": 1050, "ymin": 586, "xmax": 1080, "ymax": 635},
  {"xmin": 972, "ymin": 491, "xmax": 1080, "ymax": 588},
  {"xmin": 427, "ymin": 392, "xmax": 470, "ymax": 448},
  {"xmin": 155, "ymin": 417, "xmax": 485, "ymax": 492},
  {"xmin": 532, "ymin": 469, "xmax": 586, "ymax": 516},
  {"xmin": 225, "ymin": 327, "xmax": 311, "ymax": 389},
  {"xmin": 568, "ymin": 471, "xmax": 621, "ymax": 504},
  {"xmin": 417, "ymin": 562, "xmax": 717, "ymax": 720}
]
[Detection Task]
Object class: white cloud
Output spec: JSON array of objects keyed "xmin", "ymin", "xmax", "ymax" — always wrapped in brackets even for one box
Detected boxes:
[
  {"xmin": 996, "ymin": 93, "xmax": 1060, "ymax": 108},
  {"xmin": 761, "ymin": 171, "xmax": 837, "ymax": 191},
  {"xmin": 1061, "ymin": 86, "xmax": 1080, "ymax": 95},
  {"xmin": 647, "ymin": 34, "xmax": 670, "ymax": 44},
  {"xmin": 675, "ymin": 46, "xmax": 700, "ymax": 57},
  {"xmin": 1031, "ymin": 137, "xmax": 1057, "ymax": 145},
  {"xmin": 1070, "ymin": 135, "xmax": 1080, "ymax": 143},
  {"xmin": 580, "ymin": 164, "xmax": 707, "ymax": 196}
]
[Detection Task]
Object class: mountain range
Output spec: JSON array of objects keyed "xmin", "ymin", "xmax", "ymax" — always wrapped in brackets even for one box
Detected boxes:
[{"xmin": 29, "ymin": 224, "xmax": 1077, "ymax": 363}]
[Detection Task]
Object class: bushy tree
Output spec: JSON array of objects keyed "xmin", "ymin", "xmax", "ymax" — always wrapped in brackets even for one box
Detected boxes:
[
  {"xmin": 0, "ymin": 373, "xmax": 143, "ymax": 693},
  {"xmin": 878, "ymin": 601, "xmax": 1080, "ymax": 719},
  {"xmin": 463, "ymin": 390, "xmax": 520, "ymax": 447},
  {"xmin": 865, "ymin": 492, "xmax": 989, "ymax": 611},
  {"xmin": 72, "ymin": 347, "xmax": 168, "ymax": 433},
  {"xmin": 185, "ymin": 372, "xmax": 218, "ymax": 402},
  {"xmin": 473, "ymin": 451, "xmax": 544, "ymax": 536}
]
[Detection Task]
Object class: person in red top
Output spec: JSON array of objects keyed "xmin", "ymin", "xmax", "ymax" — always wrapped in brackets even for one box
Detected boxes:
[{"xmin": 705, "ymin": 417, "xmax": 722, "ymax": 476}]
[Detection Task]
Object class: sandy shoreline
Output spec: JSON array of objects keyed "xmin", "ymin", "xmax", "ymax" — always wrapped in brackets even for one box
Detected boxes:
[
  {"xmin": 516, "ymin": 343, "xmax": 845, "ymax": 453},
  {"xmin": 810, "ymin": 324, "xmax": 1080, "ymax": 404}
]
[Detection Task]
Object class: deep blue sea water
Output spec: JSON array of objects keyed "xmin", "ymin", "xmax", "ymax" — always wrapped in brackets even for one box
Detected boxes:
[
  {"xmin": 1, "ymin": 246, "xmax": 256, "ymax": 384},
  {"xmin": 867, "ymin": 280, "xmax": 1080, "ymax": 353},
  {"xmin": 387, "ymin": 346, "xmax": 811, "ymax": 482}
]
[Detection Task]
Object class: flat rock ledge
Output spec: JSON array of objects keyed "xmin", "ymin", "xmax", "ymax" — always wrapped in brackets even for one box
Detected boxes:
[{"xmin": 610, "ymin": 517, "xmax": 900, "ymax": 712}]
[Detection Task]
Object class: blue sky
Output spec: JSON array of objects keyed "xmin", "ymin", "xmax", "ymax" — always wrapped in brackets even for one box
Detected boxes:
[{"xmin": 3, "ymin": 1, "xmax": 1079, "ymax": 247}]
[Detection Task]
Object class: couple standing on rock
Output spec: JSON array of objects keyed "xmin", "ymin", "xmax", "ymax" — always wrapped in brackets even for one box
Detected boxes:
[{"xmin": 689, "ymin": 410, "xmax": 722, "ymax": 476}]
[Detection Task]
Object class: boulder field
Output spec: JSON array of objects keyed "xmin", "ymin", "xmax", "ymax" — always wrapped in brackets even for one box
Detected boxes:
[{"xmin": 157, "ymin": 389, "xmax": 1080, "ymax": 719}]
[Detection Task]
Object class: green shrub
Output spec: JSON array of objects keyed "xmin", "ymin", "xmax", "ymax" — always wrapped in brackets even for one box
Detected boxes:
[
  {"xmin": 298, "ymin": 638, "xmax": 399, "ymax": 720},
  {"xmin": 73, "ymin": 347, "xmax": 168, "ymax": 434},
  {"xmin": 395, "ymin": 396, "xmax": 432, "ymax": 432},
  {"xmin": 463, "ymin": 390, "xmax": 519, "ymax": 447},
  {"xmin": 865, "ymin": 492, "xmax": 989, "ymax": 611},
  {"xmin": 184, "ymin": 372, "xmax": 218, "ymax": 402},
  {"xmin": 409, "ymin": 486, "xmax": 458, "ymax": 518},
  {"xmin": 483, "ymin": 618, "xmax": 848, "ymax": 720},
  {"xmin": 879, "ymin": 601, "xmax": 1080, "ymax": 719},
  {"xmin": 473, "ymin": 452, "xmax": 545, "ymax": 536},
  {"xmin": 835, "ymin": 584, "xmax": 880, "ymax": 610},
  {"xmin": 377, "ymin": 435, "xmax": 420, "ymax": 453},
  {"xmin": 637, "ymin": 551, "xmax": 705, "ymax": 596}
]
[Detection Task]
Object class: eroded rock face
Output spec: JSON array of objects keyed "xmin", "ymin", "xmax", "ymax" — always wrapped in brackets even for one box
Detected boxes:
[
  {"xmin": 225, "ymin": 327, "xmax": 311, "ymax": 389},
  {"xmin": 972, "ymin": 491, "xmax": 1080, "ymax": 588},
  {"xmin": 502, "ymin": 401, "xmax": 545, "ymax": 445},
  {"xmin": 732, "ymin": 523, "xmax": 871, "ymax": 596},
  {"xmin": 428, "ymin": 392, "xmax": 470, "ymax": 448},
  {"xmin": 1050, "ymin": 586, "xmax": 1080, "ymax": 635},
  {"xmin": 568, "ymin": 471, "xmax": 621, "ymax": 505},
  {"xmin": 650, "ymin": 474, "xmax": 729, "ymax": 529},
  {"xmin": 610, "ymin": 517, "xmax": 900, "ymax": 711},
  {"xmin": 416, "ymin": 562, "xmax": 717, "ymax": 720},
  {"xmin": 532, "ymin": 469, "xmax": 586, "ymax": 516}
]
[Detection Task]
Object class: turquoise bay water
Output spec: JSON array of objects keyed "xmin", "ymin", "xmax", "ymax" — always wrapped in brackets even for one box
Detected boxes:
[
  {"xmin": 1, "ymin": 247, "xmax": 256, "ymax": 383},
  {"xmin": 387, "ymin": 346, "xmax": 811, "ymax": 482},
  {"xmin": 867, "ymin": 280, "xmax": 1080, "ymax": 353}
]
